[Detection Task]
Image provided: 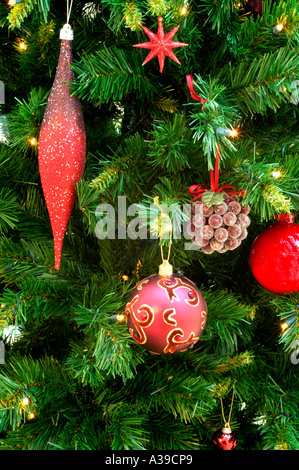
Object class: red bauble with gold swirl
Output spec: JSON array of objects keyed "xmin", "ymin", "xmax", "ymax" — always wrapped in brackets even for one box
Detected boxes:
[{"xmin": 125, "ymin": 261, "xmax": 207, "ymax": 355}]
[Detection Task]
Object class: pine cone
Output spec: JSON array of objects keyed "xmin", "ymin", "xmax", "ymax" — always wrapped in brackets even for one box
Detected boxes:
[{"xmin": 191, "ymin": 192, "xmax": 251, "ymax": 254}]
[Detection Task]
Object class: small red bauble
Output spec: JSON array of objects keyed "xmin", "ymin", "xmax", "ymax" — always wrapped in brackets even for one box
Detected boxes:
[
  {"xmin": 212, "ymin": 425, "xmax": 237, "ymax": 450},
  {"xmin": 250, "ymin": 214, "xmax": 299, "ymax": 294},
  {"xmin": 125, "ymin": 261, "xmax": 207, "ymax": 355}
]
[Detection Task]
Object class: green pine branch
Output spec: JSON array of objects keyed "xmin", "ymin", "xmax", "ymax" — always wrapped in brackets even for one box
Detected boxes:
[
  {"xmin": 9, "ymin": 87, "xmax": 49, "ymax": 154},
  {"xmin": 0, "ymin": 188, "xmax": 19, "ymax": 233},
  {"xmin": 196, "ymin": 0, "xmax": 242, "ymax": 34},
  {"xmin": 230, "ymin": 150, "xmax": 299, "ymax": 221},
  {"xmin": 186, "ymin": 74, "xmax": 240, "ymax": 167},
  {"xmin": 7, "ymin": 0, "xmax": 51, "ymax": 29},
  {"xmin": 272, "ymin": 294, "xmax": 299, "ymax": 353},
  {"xmin": 72, "ymin": 46, "xmax": 158, "ymax": 104},
  {"xmin": 220, "ymin": 46, "xmax": 299, "ymax": 116}
]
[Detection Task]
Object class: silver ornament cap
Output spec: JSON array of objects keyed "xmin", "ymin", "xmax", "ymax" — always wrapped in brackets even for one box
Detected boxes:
[{"xmin": 60, "ymin": 23, "xmax": 74, "ymax": 40}]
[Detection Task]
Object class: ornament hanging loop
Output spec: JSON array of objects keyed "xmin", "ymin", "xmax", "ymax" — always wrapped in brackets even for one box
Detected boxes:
[
  {"xmin": 154, "ymin": 196, "xmax": 173, "ymax": 277},
  {"xmin": 220, "ymin": 387, "xmax": 235, "ymax": 433},
  {"xmin": 60, "ymin": 0, "xmax": 74, "ymax": 40},
  {"xmin": 66, "ymin": 0, "xmax": 74, "ymax": 24}
]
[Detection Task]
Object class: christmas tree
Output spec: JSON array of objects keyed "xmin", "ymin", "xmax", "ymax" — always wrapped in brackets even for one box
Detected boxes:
[{"xmin": 0, "ymin": 0, "xmax": 299, "ymax": 452}]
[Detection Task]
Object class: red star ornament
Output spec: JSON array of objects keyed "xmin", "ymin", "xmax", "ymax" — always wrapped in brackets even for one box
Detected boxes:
[{"xmin": 133, "ymin": 17, "xmax": 188, "ymax": 73}]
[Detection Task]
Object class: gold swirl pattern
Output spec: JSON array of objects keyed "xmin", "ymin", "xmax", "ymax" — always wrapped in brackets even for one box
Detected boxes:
[
  {"xmin": 164, "ymin": 329, "xmax": 199, "ymax": 354},
  {"xmin": 126, "ymin": 295, "xmax": 155, "ymax": 344},
  {"xmin": 158, "ymin": 277, "xmax": 200, "ymax": 306}
]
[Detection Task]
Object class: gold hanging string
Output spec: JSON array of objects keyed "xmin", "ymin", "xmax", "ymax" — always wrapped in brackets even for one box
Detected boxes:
[
  {"xmin": 153, "ymin": 196, "xmax": 173, "ymax": 263},
  {"xmin": 220, "ymin": 387, "xmax": 235, "ymax": 429},
  {"xmin": 67, "ymin": 0, "xmax": 74, "ymax": 23}
]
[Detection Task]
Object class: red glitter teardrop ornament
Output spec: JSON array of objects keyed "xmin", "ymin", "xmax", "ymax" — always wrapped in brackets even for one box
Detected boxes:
[
  {"xmin": 125, "ymin": 261, "xmax": 207, "ymax": 355},
  {"xmin": 249, "ymin": 214, "xmax": 299, "ymax": 294},
  {"xmin": 212, "ymin": 425, "xmax": 237, "ymax": 450},
  {"xmin": 38, "ymin": 24, "xmax": 86, "ymax": 270}
]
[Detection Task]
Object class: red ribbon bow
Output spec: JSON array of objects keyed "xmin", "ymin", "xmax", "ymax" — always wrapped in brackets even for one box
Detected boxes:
[
  {"xmin": 188, "ymin": 146, "xmax": 247, "ymax": 201},
  {"xmin": 188, "ymin": 184, "xmax": 246, "ymax": 201}
]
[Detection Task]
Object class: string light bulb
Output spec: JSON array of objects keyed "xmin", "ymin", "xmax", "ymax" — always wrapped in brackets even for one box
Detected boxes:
[
  {"xmin": 163, "ymin": 222, "xmax": 173, "ymax": 233},
  {"xmin": 281, "ymin": 315, "xmax": 296, "ymax": 332},
  {"xmin": 271, "ymin": 170, "xmax": 283, "ymax": 179},
  {"xmin": 273, "ymin": 24, "xmax": 284, "ymax": 34},
  {"xmin": 181, "ymin": 6, "xmax": 187, "ymax": 15},
  {"xmin": 108, "ymin": 313, "xmax": 126, "ymax": 323},
  {"xmin": 29, "ymin": 137, "xmax": 37, "ymax": 146},
  {"xmin": 18, "ymin": 40, "xmax": 27, "ymax": 51},
  {"xmin": 180, "ymin": 1, "xmax": 188, "ymax": 15},
  {"xmin": 281, "ymin": 322, "xmax": 289, "ymax": 332},
  {"xmin": 216, "ymin": 127, "xmax": 238, "ymax": 137},
  {"xmin": 22, "ymin": 396, "xmax": 29, "ymax": 406},
  {"xmin": 117, "ymin": 313, "xmax": 126, "ymax": 323},
  {"xmin": 9, "ymin": 0, "xmax": 23, "ymax": 5}
]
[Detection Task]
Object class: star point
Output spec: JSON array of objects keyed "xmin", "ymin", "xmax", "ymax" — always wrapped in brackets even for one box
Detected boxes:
[{"xmin": 133, "ymin": 17, "xmax": 188, "ymax": 73}]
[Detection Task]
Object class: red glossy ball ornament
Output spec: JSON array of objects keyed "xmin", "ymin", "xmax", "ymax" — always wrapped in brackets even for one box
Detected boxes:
[
  {"xmin": 125, "ymin": 261, "xmax": 207, "ymax": 355},
  {"xmin": 212, "ymin": 425, "xmax": 237, "ymax": 450},
  {"xmin": 38, "ymin": 24, "xmax": 86, "ymax": 270},
  {"xmin": 249, "ymin": 214, "xmax": 299, "ymax": 294}
]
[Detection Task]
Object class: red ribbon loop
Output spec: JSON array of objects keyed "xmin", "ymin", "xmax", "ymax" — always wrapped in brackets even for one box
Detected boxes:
[
  {"xmin": 186, "ymin": 75, "xmax": 208, "ymax": 104},
  {"xmin": 188, "ymin": 146, "xmax": 247, "ymax": 201},
  {"xmin": 188, "ymin": 184, "xmax": 209, "ymax": 201},
  {"xmin": 186, "ymin": 75, "xmax": 247, "ymax": 201}
]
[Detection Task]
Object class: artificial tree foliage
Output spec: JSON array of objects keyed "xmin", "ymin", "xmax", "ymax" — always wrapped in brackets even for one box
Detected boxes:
[{"xmin": 0, "ymin": 0, "xmax": 299, "ymax": 451}]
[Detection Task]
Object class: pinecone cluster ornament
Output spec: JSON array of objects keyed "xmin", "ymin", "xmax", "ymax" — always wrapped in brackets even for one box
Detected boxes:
[{"xmin": 189, "ymin": 192, "xmax": 251, "ymax": 254}]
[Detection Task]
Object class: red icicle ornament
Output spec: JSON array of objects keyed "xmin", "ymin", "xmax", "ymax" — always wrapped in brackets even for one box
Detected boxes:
[{"xmin": 38, "ymin": 24, "xmax": 86, "ymax": 270}]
